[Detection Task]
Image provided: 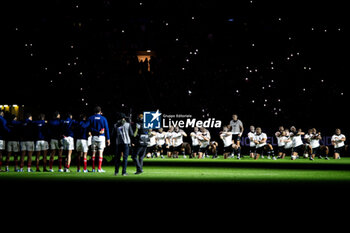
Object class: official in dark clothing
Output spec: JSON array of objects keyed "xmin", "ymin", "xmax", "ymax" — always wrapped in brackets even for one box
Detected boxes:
[
  {"xmin": 132, "ymin": 114, "xmax": 149, "ymax": 175},
  {"xmin": 112, "ymin": 113, "xmax": 133, "ymax": 176}
]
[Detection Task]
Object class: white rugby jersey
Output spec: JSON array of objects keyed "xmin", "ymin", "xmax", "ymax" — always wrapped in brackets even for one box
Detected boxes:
[
  {"xmin": 198, "ymin": 131, "xmax": 211, "ymax": 148},
  {"xmin": 229, "ymin": 119, "xmax": 243, "ymax": 135},
  {"xmin": 255, "ymin": 133, "xmax": 267, "ymax": 148},
  {"xmin": 147, "ymin": 133, "xmax": 156, "ymax": 147},
  {"xmin": 332, "ymin": 134, "xmax": 346, "ymax": 148},
  {"xmin": 247, "ymin": 131, "xmax": 256, "ymax": 147},
  {"xmin": 284, "ymin": 136, "xmax": 293, "ymax": 149},
  {"xmin": 165, "ymin": 131, "xmax": 174, "ymax": 146},
  {"xmin": 172, "ymin": 131, "xmax": 184, "ymax": 147},
  {"xmin": 304, "ymin": 134, "xmax": 320, "ymax": 149},
  {"xmin": 220, "ymin": 132, "xmax": 233, "ymax": 147},
  {"xmin": 155, "ymin": 132, "xmax": 166, "ymax": 146},
  {"xmin": 277, "ymin": 136, "xmax": 287, "ymax": 147},
  {"xmin": 190, "ymin": 131, "xmax": 200, "ymax": 146},
  {"xmin": 291, "ymin": 132, "xmax": 303, "ymax": 147}
]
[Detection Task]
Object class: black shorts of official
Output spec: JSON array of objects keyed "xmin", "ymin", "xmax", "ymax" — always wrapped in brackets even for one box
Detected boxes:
[
  {"xmin": 173, "ymin": 144, "xmax": 183, "ymax": 153},
  {"xmin": 192, "ymin": 145, "xmax": 200, "ymax": 153},
  {"xmin": 312, "ymin": 146, "xmax": 320, "ymax": 155},
  {"xmin": 292, "ymin": 145, "xmax": 304, "ymax": 155},
  {"xmin": 199, "ymin": 146, "xmax": 208, "ymax": 153},
  {"xmin": 334, "ymin": 146, "xmax": 345, "ymax": 154},
  {"xmin": 232, "ymin": 134, "xmax": 241, "ymax": 143},
  {"xmin": 278, "ymin": 146, "xmax": 286, "ymax": 154},
  {"xmin": 223, "ymin": 145, "xmax": 233, "ymax": 154}
]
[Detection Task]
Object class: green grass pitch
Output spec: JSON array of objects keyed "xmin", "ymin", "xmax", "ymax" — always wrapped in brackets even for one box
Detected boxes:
[{"xmin": 1, "ymin": 155, "xmax": 350, "ymax": 188}]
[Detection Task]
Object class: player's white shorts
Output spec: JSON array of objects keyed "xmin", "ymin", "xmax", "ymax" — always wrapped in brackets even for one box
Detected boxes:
[
  {"xmin": 50, "ymin": 139, "xmax": 63, "ymax": 150},
  {"xmin": 7, "ymin": 141, "xmax": 20, "ymax": 152},
  {"xmin": 62, "ymin": 136, "xmax": 74, "ymax": 150},
  {"xmin": 91, "ymin": 136, "xmax": 105, "ymax": 151},
  {"xmin": 0, "ymin": 140, "xmax": 6, "ymax": 150},
  {"xmin": 87, "ymin": 136, "xmax": 92, "ymax": 146},
  {"xmin": 76, "ymin": 139, "xmax": 89, "ymax": 153},
  {"xmin": 21, "ymin": 141, "xmax": 35, "ymax": 152},
  {"xmin": 35, "ymin": 140, "xmax": 49, "ymax": 151}
]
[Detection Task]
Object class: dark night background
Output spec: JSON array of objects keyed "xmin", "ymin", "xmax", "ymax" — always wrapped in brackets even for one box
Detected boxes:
[{"xmin": 1, "ymin": 0, "xmax": 349, "ymax": 140}]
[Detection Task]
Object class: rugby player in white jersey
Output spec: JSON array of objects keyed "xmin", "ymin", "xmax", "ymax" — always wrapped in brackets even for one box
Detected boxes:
[
  {"xmin": 247, "ymin": 126, "xmax": 256, "ymax": 158},
  {"xmin": 305, "ymin": 128, "xmax": 323, "ymax": 160},
  {"xmin": 220, "ymin": 126, "xmax": 233, "ymax": 159},
  {"xmin": 172, "ymin": 126, "xmax": 187, "ymax": 158},
  {"xmin": 331, "ymin": 128, "xmax": 346, "ymax": 159},
  {"xmin": 165, "ymin": 126, "xmax": 174, "ymax": 158},
  {"xmin": 229, "ymin": 114, "xmax": 243, "ymax": 159},
  {"xmin": 197, "ymin": 127, "xmax": 210, "ymax": 159},
  {"xmin": 155, "ymin": 128, "xmax": 166, "ymax": 158},
  {"xmin": 276, "ymin": 130, "xmax": 288, "ymax": 159},
  {"xmin": 190, "ymin": 127, "xmax": 200, "ymax": 158},
  {"xmin": 254, "ymin": 127, "xmax": 267, "ymax": 160},
  {"xmin": 146, "ymin": 129, "xmax": 157, "ymax": 158},
  {"xmin": 254, "ymin": 127, "xmax": 275, "ymax": 160},
  {"xmin": 284, "ymin": 129, "xmax": 293, "ymax": 158},
  {"xmin": 290, "ymin": 126, "xmax": 305, "ymax": 160}
]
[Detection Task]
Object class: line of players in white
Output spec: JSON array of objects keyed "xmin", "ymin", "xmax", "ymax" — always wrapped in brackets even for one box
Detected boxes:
[{"xmin": 145, "ymin": 125, "xmax": 347, "ymax": 160}]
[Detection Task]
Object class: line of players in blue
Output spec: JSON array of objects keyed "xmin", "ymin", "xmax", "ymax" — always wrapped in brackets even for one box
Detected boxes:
[{"xmin": 0, "ymin": 107, "xmax": 110, "ymax": 172}]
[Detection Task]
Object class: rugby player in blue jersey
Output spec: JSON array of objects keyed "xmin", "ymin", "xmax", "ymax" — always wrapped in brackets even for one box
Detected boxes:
[
  {"xmin": 75, "ymin": 114, "xmax": 90, "ymax": 173},
  {"xmin": 33, "ymin": 114, "xmax": 49, "ymax": 172},
  {"xmin": 19, "ymin": 113, "xmax": 36, "ymax": 172},
  {"xmin": 48, "ymin": 112, "xmax": 63, "ymax": 172},
  {"xmin": 88, "ymin": 106, "xmax": 110, "ymax": 172},
  {"xmin": 61, "ymin": 113, "xmax": 77, "ymax": 172}
]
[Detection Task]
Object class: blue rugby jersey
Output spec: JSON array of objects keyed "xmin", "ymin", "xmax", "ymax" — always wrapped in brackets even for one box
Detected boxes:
[
  {"xmin": 48, "ymin": 118, "xmax": 62, "ymax": 140},
  {"xmin": 6, "ymin": 120, "xmax": 21, "ymax": 141},
  {"xmin": 88, "ymin": 114, "xmax": 110, "ymax": 140},
  {"xmin": 75, "ymin": 120, "xmax": 90, "ymax": 140},
  {"xmin": 62, "ymin": 117, "xmax": 77, "ymax": 138},
  {"xmin": 21, "ymin": 119, "xmax": 36, "ymax": 141},
  {"xmin": 0, "ymin": 115, "xmax": 10, "ymax": 140},
  {"xmin": 32, "ymin": 120, "xmax": 47, "ymax": 141}
]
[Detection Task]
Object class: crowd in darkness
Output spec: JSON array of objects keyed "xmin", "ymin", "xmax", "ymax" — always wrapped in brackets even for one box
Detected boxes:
[{"xmin": 2, "ymin": 0, "xmax": 349, "ymax": 136}]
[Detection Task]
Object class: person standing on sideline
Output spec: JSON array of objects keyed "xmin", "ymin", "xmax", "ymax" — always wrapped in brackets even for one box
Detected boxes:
[
  {"xmin": 89, "ymin": 106, "xmax": 110, "ymax": 172},
  {"xmin": 112, "ymin": 113, "xmax": 133, "ymax": 176},
  {"xmin": 229, "ymin": 114, "xmax": 244, "ymax": 159},
  {"xmin": 131, "ymin": 114, "xmax": 149, "ymax": 175}
]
